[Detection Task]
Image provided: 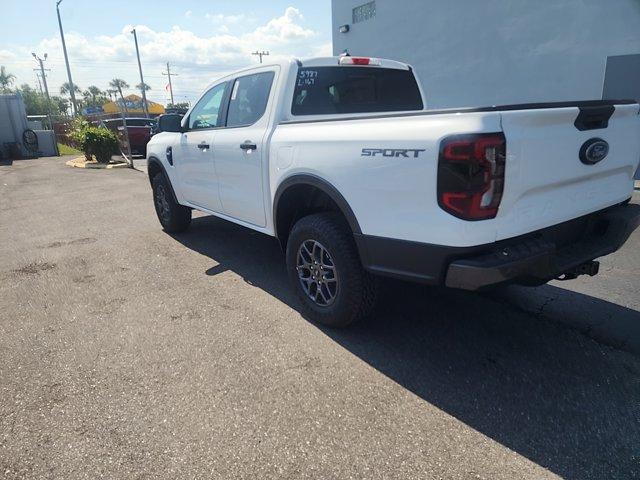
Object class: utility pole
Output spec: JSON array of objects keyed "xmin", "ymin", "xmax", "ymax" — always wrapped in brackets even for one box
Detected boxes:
[
  {"xmin": 56, "ymin": 0, "xmax": 78, "ymax": 115},
  {"xmin": 35, "ymin": 72, "xmax": 44, "ymax": 95},
  {"xmin": 162, "ymin": 62, "xmax": 177, "ymax": 105},
  {"xmin": 252, "ymin": 50, "xmax": 270, "ymax": 64},
  {"xmin": 131, "ymin": 28, "xmax": 149, "ymax": 118},
  {"xmin": 32, "ymin": 53, "xmax": 52, "ymax": 107}
]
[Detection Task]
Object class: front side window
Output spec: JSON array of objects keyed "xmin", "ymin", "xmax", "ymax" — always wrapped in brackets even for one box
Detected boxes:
[
  {"xmin": 226, "ymin": 72, "xmax": 275, "ymax": 127},
  {"xmin": 188, "ymin": 82, "xmax": 227, "ymax": 130},
  {"xmin": 292, "ymin": 66, "xmax": 423, "ymax": 116}
]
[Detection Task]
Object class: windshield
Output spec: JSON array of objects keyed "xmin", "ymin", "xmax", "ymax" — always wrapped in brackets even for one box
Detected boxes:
[{"xmin": 292, "ymin": 66, "xmax": 423, "ymax": 116}]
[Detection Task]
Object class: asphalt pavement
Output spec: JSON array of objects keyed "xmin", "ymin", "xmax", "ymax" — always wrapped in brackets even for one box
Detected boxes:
[{"xmin": 1, "ymin": 156, "xmax": 639, "ymax": 479}]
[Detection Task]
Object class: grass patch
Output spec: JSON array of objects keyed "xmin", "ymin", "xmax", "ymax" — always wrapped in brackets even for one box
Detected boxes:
[{"xmin": 58, "ymin": 143, "xmax": 83, "ymax": 156}]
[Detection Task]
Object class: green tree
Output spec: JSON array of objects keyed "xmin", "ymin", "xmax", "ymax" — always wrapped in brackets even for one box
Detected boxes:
[
  {"xmin": 82, "ymin": 85, "xmax": 104, "ymax": 106},
  {"xmin": 60, "ymin": 81, "xmax": 81, "ymax": 97},
  {"xmin": 13, "ymin": 84, "xmax": 69, "ymax": 116},
  {"xmin": 52, "ymin": 96, "xmax": 70, "ymax": 115},
  {"xmin": 166, "ymin": 102, "xmax": 190, "ymax": 110},
  {"xmin": 18, "ymin": 84, "xmax": 47, "ymax": 115},
  {"xmin": 136, "ymin": 82, "xmax": 151, "ymax": 92},
  {"xmin": 0, "ymin": 66, "xmax": 16, "ymax": 92},
  {"xmin": 81, "ymin": 86, "xmax": 109, "ymax": 109},
  {"xmin": 109, "ymin": 78, "xmax": 130, "ymax": 112}
]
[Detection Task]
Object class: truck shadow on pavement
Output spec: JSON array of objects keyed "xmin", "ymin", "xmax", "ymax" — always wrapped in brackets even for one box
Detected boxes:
[{"xmin": 173, "ymin": 215, "xmax": 640, "ymax": 480}]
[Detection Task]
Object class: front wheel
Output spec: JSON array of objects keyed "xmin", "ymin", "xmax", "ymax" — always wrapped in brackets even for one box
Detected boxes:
[
  {"xmin": 286, "ymin": 213, "xmax": 378, "ymax": 327},
  {"xmin": 151, "ymin": 172, "xmax": 191, "ymax": 233}
]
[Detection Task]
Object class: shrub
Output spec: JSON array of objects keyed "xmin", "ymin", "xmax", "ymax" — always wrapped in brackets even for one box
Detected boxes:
[
  {"xmin": 68, "ymin": 118, "xmax": 117, "ymax": 163},
  {"xmin": 68, "ymin": 117, "xmax": 91, "ymax": 160},
  {"xmin": 84, "ymin": 127, "xmax": 118, "ymax": 163}
]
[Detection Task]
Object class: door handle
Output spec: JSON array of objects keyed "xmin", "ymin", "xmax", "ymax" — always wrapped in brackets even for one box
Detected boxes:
[
  {"xmin": 197, "ymin": 142, "xmax": 210, "ymax": 150},
  {"xmin": 240, "ymin": 141, "xmax": 257, "ymax": 151}
]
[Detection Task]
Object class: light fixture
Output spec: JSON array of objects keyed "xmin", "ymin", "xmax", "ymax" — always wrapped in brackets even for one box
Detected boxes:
[{"xmin": 339, "ymin": 24, "xmax": 350, "ymax": 33}]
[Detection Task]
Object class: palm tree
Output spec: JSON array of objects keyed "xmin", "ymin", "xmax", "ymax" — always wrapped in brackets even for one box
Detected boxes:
[
  {"xmin": 136, "ymin": 82, "xmax": 151, "ymax": 92},
  {"xmin": 109, "ymin": 78, "xmax": 130, "ymax": 113},
  {"xmin": 60, "ymin": 81, "xmax": 81, "ymax": 97},
  {"xmin": 83, "ymin": 85, "xmax": 103, "ymax": 105},
  {"xmin": 135, "ymin": 83, "xmax": 152, "ymax": 117},
  {"xmin": 0, "ymin": 66, "xmax": 16, "ymax": 92}
]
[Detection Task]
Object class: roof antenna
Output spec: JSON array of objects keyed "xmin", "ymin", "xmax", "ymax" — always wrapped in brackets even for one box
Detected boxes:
[{"xmin": 340, "ymin": 49, "xmax": 350, "ymax": 57}]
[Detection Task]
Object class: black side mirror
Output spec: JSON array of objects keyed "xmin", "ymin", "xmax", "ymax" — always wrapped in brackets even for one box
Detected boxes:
[{"xmin": 157, "ymin": 114, "xmax": 184, "ymax": 133}]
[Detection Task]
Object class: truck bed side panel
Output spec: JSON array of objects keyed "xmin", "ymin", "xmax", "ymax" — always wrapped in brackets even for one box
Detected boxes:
[{"xmin": 270, "ymin": 112, "xmax": 503, "ymax": 247}]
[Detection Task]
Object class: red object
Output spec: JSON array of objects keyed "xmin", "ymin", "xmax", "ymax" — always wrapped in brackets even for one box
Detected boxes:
[
  {"xmin": 438, "ymin": 133, "xmax": 506, "ymax": 220},
  {"xmin": 338, "ymin": 56, "xmax": 381, "ymax": 66},
  {"xmin": 102, "ymin": 118, "xmax": 156, "ymax": 157}
]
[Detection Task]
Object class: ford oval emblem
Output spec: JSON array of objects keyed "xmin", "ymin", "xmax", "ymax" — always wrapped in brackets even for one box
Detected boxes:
[{"xmin": 579, "ymin": 138, "xmax": 609, "ymax": 165}]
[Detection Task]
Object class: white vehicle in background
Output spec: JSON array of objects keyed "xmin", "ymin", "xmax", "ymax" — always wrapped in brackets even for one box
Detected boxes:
[{"xmin": 146, "ymin": 55, "xmax": 640, "ymax": 327}]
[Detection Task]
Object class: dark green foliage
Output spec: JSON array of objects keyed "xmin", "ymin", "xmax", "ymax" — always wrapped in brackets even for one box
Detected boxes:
[{"xmin": 69, "ymin": 118, "xmax": 118, "ymax": 163}]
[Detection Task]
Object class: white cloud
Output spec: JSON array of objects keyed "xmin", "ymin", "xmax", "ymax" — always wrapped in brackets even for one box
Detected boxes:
[
  {"xmin": 184, "ymin": 10, "xmax": 192, "ymax": 19},
  {"xmin": 248, "ymin": 7, "xmax": 312, "ymax": 44},
  {"xmin": 312, "ymin": 42, "xmax": 333, "ymax": 57},
  {"xmin": 2, "ymin": 7, "xmax": 329, "ymax": 104},
  {"xmin": 205, "ymin": 13, "xmax": 247, "ymax": 25},
  {"xmin": 0, "ymin": 50, "xmax": 16, "ymax": 61}
]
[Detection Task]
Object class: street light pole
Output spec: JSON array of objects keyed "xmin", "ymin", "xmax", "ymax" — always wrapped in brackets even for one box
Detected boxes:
[
  {"xmin": 56, "ymin": 0, "xmax": 78, "ymax": 115},
  {"xmin": 131, "ymin": 28, "xmax": 149, "ymax": 118}
]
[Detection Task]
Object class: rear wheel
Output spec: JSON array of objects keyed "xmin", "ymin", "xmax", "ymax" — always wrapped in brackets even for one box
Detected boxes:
[
  {"xmin": 152, "ymin": 172, "xmax": 191, "ymax": 233},
  {"xmin": 286, "ymin": 213, "xmax": 378, "ymax": 327}
]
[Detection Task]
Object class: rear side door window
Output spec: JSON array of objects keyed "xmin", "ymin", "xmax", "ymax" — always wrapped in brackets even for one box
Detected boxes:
[{"xmin": 225, "ymin": 72, "xmax": 275, "ymax": 127}]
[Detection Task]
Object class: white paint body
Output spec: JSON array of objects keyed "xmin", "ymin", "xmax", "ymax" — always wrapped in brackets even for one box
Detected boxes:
[{"xmin": 147, "ymin": 58, "xmax": 640, "ymax": 248}]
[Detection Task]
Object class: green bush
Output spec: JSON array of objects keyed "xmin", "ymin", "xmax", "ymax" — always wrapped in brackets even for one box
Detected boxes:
[
  {"xmin": 68, "ymin": 117, "xmax": 90, "ymax": 150},
  {"xmin": 69, "ymin": 118, "xmax": 118, "ymax": 164},
  {"xmin": 84, "ymin": 127, "xmax": 118, "ymax": 164}
]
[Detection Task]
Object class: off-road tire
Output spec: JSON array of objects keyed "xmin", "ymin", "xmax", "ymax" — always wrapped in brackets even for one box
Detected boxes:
[
  {"xmin": 151, "ymin": 172, "xmax": 191, "ymax": 233},
  {"xmin": 286, "ymin": 212, "xmax": 378, "ymax": 327}
]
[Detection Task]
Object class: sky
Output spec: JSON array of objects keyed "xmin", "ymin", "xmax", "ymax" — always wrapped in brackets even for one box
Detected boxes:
[{"xmin": 0, "ymin": 0, "xmax": 332, "ymax": 105}]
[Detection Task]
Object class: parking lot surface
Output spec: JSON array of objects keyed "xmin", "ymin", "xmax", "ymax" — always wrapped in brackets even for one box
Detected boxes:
[{"xmin": 1, "ymin": 156, "xmax": 639, "ymax": 479}]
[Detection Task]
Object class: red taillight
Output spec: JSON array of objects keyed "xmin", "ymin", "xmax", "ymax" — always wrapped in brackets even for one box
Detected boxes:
[
  {"xmin": 437, "ymin": 133, "xmax": 506, "ymax": 220},
  {"xmin": 351, "ymin": 57, "xmax": 370, "ymax": 65}
]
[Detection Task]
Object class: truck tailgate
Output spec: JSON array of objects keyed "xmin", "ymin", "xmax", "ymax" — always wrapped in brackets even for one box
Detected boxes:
[{"xmin": 496, "ymin": 102, "xmax": 640, "ymax": 240}]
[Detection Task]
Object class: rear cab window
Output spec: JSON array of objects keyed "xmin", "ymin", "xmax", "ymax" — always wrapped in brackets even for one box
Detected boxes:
[{"xmin": 292, "ymin": 66, "xmax": 423, "ymax": 116}]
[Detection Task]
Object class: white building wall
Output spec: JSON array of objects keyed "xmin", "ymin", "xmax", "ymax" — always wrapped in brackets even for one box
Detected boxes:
[{"xmin": 332, "ymin": 0, "xmax": 640, "ymax": 109}]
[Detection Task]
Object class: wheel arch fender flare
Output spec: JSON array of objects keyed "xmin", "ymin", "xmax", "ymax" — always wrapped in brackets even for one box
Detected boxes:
[
  {"xmin": 147, "ymin": 156, "xmax": 179, "ymax": 204},
  {"xmin": 273, "ymin": 173, "xmax": 362, "ymax": 238}
]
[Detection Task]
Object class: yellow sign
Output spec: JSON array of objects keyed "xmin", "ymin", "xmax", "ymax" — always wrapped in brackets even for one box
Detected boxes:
[{"xmin": 103, "ymin": 94, "xmax": 165, "ymax": 115}]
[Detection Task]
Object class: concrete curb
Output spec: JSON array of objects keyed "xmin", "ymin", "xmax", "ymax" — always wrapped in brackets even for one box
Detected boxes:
[{"xmin": 65, "ymin": 157, "xmax": 128, "ymax": 170}]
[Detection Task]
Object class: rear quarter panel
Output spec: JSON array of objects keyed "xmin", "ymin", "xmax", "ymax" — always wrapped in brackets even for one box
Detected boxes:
[{"xmin": 270, "ymin": 112, "xmax": 503, "ymax": 247}]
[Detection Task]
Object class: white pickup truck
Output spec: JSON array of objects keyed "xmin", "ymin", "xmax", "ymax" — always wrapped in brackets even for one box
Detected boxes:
[{"xmin": 147, "ymin": 56, "xmax": 640, "ymax": 327}]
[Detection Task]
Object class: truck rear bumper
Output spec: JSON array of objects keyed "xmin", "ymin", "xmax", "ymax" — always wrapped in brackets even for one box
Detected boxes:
[{"xmin": 355, "ymin": 201, "xmax": 640, "ymax": 290}]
